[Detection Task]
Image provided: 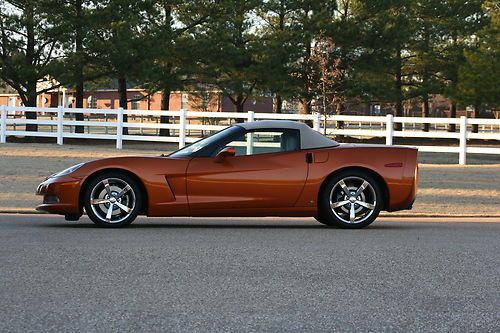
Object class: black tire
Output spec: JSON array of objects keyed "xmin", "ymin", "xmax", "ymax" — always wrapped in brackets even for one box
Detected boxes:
[
  {"xmin": 83, "ymin": 172, "xmax": 142, "ymax": 228},
  {"xmin": 316, "ymin": 170, "xmax": 384, "ymax": 229}
]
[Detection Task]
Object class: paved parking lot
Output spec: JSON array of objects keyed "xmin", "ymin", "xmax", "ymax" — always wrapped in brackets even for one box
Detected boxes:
[{"xmin": 0, "ymin": 214, "xmax": 499, "ymax": 332}]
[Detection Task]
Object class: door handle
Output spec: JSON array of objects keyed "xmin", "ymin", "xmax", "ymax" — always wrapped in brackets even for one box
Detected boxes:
[{"xmin": 305, "ymin": 152, "xmax": 313, "ymax": 164}]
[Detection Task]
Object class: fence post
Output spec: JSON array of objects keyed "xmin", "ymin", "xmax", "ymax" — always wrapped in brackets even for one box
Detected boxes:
[
  {"xmin": 247, "ymin": 110, "xmax": 255, "ymax": 123},
  {"xmin": 386, "ymin": 114, "xmax": 394, "ymax": 145},
  {"xmin": 57, "ymin": 106, "xmax": 64, "ymax": 145},
  {"xmin": 246, "ymin": 111, "xmax": 255, "ymax": 154},
  {"xmin": 116, "ymin": 107, "xmax": 123, "ymax": 149},
  {"xmin": 178, "ymin": 109, "xmax": 186, "ymax": 149},
  {"xmin": 459, "ymin": 116, "xmax": 467, "ymax": 165},
  {"xmin": 313, "ymin": 112, "xmax": 321, "ymax": 132},
  {"xmin": 1, "ymin": 105, "xmax": 6, "ymax": 144}
]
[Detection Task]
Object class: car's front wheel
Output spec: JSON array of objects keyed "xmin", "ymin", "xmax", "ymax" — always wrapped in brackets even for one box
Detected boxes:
[
  {"xmin": 316, "ymin": 170, "xmax": 383, "ymax": 229},
  {"xmin": 83, "ymin": 172, "xmax": 142, "ymax": 227}
]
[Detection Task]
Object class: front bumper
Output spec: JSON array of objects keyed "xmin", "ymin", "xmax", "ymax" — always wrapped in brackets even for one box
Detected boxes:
[{"xmin": 36, "ymin": 176, "xmax": 83, "ymax": 215}]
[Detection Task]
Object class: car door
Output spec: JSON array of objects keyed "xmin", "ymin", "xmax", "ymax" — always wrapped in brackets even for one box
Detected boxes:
[{"xmin": 186, "ymin": 129, "xmax": 308, "ymax": 214}]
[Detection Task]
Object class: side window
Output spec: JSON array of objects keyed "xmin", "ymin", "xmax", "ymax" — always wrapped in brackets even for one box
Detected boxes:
[
  {"xmin": 225, "ymin": 129, "xmax": 300, "ymax": 156},
  {"xmin": 131, "ymin": 94, "xmax": 141, "ymax": 110}
]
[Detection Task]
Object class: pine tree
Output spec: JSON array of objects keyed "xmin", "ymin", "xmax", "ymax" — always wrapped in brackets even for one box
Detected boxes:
[
  {"xmin": 142, "ymin": 0, "xmax": 212, "ymax": 136},
  {"xmin": 409, "ymin": 0, "xmax": 447, "ymax": 131},
  {"xmin": 44, "ymin": 0, "xmax": 99, "ymax": 133},
  {"xmin": 191, "ymin": 0, "xmax": 266, "ymax": 114},
  {"xmin": 0, "ymin": 0, "xmax": 62, "ymax": 131},
  {"xmin": 354, "ymin": 0, "xmax": 415, "ymax": 131},
  {"xmin": 86, "ymin": 0, "xmax": 157, "ymax": 134},
  {"xmin": 287, "ymin": 1, "xmax": 336, "ymax": 115},
  {"xmin": 438, "ymin": 0, "xmax": 486, "ymax": 132},
  {"xmin": 257, "ymin": 0, "xmax": 302, "ymax": 113},
  {"xmin": 457, "ymin": 0, "xmax": 499, "ymax": 132}
]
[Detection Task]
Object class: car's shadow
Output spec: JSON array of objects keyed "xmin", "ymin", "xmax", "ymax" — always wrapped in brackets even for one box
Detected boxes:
[{"xmin": 41, "ymin": 222, "xmax": 414, "ymax": 230}]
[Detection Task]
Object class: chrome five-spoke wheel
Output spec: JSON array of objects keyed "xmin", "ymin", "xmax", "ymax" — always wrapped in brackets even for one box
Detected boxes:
[
  {"xmin": 317, "ymin": 171, "xmax": 383, "ymax": 229},
  {"xmin": 84, "ymin": 173, "xmax": 142, "ymax": 227},
  {"xmin": 330, "ymin": 176, "xmax": 376, "ymax": 224}
]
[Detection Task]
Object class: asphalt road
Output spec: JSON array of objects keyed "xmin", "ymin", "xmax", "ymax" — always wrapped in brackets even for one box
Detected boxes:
[{"xmin": 0, "ymin": 214, "xmax": 499, "ymax": 332}]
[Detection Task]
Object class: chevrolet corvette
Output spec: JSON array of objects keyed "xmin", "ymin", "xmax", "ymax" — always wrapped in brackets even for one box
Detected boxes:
[{"xmin": 36, "ymin": 120, "xmax": 418, "ymax": 228}]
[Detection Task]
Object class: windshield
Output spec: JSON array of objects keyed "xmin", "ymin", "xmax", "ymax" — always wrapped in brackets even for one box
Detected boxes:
[{"xmin": 169, "ymin": 126, "xmax": 241, "ymax": 158}]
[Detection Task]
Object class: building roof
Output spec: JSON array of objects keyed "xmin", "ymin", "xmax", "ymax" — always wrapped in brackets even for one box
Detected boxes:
[{"xmin": 237, "ymin": 120, "xmax": 338, "ymax": 149}]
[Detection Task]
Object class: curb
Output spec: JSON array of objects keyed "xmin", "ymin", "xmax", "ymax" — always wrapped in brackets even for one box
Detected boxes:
[
  {"xmin": 0, "ymin": 210, "xmax": 44, "ymax": 214},
  {"xmin": 1, "ymin": 210, "xmax": 499, "ymax": 218}
]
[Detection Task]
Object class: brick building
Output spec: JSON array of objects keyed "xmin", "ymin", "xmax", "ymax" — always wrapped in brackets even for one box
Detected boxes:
[
  {"xmin": 0, "ymin": 82, "xmax": 273, "ymax": 113},
  {"xmin": 2, "ymin": 81, "xmax": 495, "ymax": 118}
]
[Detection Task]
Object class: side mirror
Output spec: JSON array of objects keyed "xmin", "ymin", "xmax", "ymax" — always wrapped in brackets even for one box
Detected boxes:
[{"xmin": 215, "ymin": 147, "xmax": 236, "ymax": 163}]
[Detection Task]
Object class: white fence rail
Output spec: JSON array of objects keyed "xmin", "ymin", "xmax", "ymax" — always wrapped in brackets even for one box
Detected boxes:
[{"xmin": 1, "ymin": 105, "xmax": 499, "ymax": 165}]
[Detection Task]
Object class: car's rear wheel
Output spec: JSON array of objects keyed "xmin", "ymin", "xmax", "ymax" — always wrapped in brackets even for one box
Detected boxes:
[
  {"xmin": 83, "ymin": 172, "xmax": 142, "ymax": 228},
  {"xmin": 316, "ymin": 170, "xmax": 383, "ymax": 229}
]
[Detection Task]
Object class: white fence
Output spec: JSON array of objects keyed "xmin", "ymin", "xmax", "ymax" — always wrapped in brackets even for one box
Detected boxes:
[{"xmin": 1, "ymin": 105, "xmax": 500, "ymax": 165}]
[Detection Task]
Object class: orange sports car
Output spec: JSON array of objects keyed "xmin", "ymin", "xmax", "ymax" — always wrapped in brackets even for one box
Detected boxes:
[{"xmin": 36, "ymin": 120, "xmax": 418, "ymax": 228}]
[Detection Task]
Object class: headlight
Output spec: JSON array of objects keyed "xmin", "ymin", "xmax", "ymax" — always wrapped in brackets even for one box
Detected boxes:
[{"xmin": 50, "ymin": 163, "xmax": 85, "ymax": 178}]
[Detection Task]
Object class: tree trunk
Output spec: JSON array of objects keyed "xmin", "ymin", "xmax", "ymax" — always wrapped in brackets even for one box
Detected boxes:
[
  {"xmin": 336, "ymin": 102, "xmax": 344, "ymax": 129},
  {"xmin": 421, "ymin": 29, "xmax": 430, "ymax": 132},
  {"xmin": 299, "ymin": 99, "xmax": 311, "ymax": 114},
  {"xmin": 118, "ymin": 77, "xmax": 128, "ymax": 135},
  {"xmin": 74, "ymin": 80, "xmax": 84, "ymax": 133},
  {"xmin": 274, "ymin": 94, "xmax": 282, "ymax": 113},
  {"xmin": 25, "ymin": 78, "xmax": 38, "ymax": 132},
  {"xmin": 448, "ymin": 100, "xmax": 457, "ymax": 132},
  {"xmin": 217, "ymin": 93, "xmax": 222, "ymax": 112},
  {"xmin": 74, "ymin": 0, "xmax": 84, "ymax": 133},
  {"xmin": 159, "ymin": 88, "xmax": 171, "ymax": 137},
  {"xmin": 299, "ymin": 99, "xmax": 312, "ymax": 127},
  {"xmin": 235, "ymin": 94, "xmax": 244, "ymax": 112},
  {"xmin": 232, "ymin": 95, "xmax": 245, "ymax": 123},
  {"xmin": 394, "ymin": 49, "xmax": 403, "ymax": 131},
  {"xmin": 335, "ymin": 102, "xmax": 345, "ymax": 140},
  {"xmin": 235, "ymin": 103, "xmax": 244, "ymax": 113},
  {"xmin": 472, "ymin": 103, "xmax": 480, "ymax": 133},
  {"xmin": 422, "ymin": 94, "xmax": 430, "ymax": 132},
  {"xmin": 25, "ymin": 2, "xmax": 37, "ymax": 132}
]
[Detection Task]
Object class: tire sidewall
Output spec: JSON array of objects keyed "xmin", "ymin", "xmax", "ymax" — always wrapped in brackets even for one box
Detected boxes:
[
  {"xmin": 318, "ymin": 170, "xmax": 383, "ymax": 229},
  {"xmin": 83, "ymin": 172, "xmax": 142, "ymax": 228}
]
